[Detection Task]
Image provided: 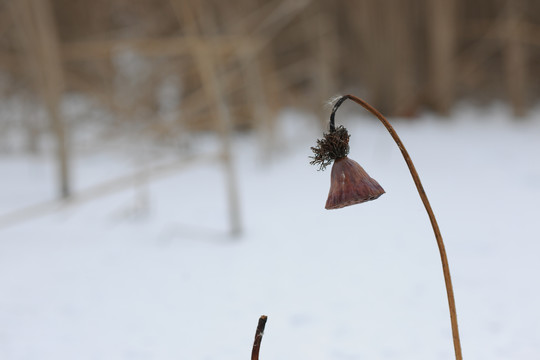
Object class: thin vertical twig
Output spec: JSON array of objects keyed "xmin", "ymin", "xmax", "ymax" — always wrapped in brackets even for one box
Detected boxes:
[
  {"xmin": 251, "ymin": 315, "xmax": 267, "ymax": 360},
  {"xmin": 330, "ymin": 95, "xmax": 463, "ymax": 360}
]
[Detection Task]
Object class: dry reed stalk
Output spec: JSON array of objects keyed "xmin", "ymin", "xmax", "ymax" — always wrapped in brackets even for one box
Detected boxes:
[
  {"xmin": 0, "ymin": 153, "xmax": 219, "ymax": 229},
  {"xmin": 314, "ymin": 94, "xmax": 463, "ymax": 360}
]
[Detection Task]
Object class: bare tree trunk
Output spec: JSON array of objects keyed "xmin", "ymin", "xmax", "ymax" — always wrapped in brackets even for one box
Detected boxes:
[
  {"xmin": 504, "ymin": 0, "xmax": 527, "ymax": 117},
  {"xmin": 15, "ymin": 0, "xmax": 71, "ymax": 198},
  {"xmin": 388, "ymin": 0, "xmax": 417, "ymax": 116},
  {"xmin": 427, "ymin": 0, "xmax": 456, "ymax": 115},
  {"xmin": 169, "ymin": 0, "xmax": 242, "ymax": 236}
]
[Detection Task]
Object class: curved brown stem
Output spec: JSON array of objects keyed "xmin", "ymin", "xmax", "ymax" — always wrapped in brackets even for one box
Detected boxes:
[
  {"xmin": 251, "ymin": 315, "xmax": 267, "ymax": 360},
  {"xmin": 331, "ymin": 94, "xmax": 463, "ymax": 360}
]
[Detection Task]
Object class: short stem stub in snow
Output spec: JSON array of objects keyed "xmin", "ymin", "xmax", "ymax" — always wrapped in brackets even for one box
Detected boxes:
[{"xmin": 251, "ymin": 315, "xmax": 267, "ymax": 360}]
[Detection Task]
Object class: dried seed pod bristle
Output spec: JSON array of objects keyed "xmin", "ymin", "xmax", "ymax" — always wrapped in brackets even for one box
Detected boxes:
[{"xmin": 309, "ymin": 126, "xmax": 350, "ymax": 170}]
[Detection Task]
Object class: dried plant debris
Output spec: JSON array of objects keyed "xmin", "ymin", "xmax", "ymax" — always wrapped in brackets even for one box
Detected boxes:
[
  {"xmin": 325, "ymin": 157, "xmax": 385, "ymax": 209},
  {"xmin": 310, "ymin": 126, "xmax": 350, "ymax": 170}
]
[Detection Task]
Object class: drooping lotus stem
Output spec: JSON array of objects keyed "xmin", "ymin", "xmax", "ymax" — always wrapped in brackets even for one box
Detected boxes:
[{"xmin": 312, "ymin": 94, "xmax": 463, "ymax": 360}]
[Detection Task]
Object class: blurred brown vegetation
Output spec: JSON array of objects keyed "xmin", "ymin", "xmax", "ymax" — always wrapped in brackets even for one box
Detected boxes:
[
  {"xmin": 1, "ymin": 1, "xmax": 539, "ymax": 170},
  {"xmin": 2, "ymin": 0, "xmax": 540, "ymax": 124},
  {"xmin": 0, "ymin": 0, "xmax": 538, "ymax": 230}
]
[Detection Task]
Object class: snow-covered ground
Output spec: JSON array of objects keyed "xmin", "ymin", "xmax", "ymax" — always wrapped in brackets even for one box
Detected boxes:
[{"xmin": 1, "ymin": 104, "xmax": 539, "ymax": 359}]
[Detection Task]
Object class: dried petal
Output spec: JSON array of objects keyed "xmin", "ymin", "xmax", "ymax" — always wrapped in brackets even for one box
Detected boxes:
[{"xmin": 325, "ymin": 157, "xmax": 385, "ymax": 209}]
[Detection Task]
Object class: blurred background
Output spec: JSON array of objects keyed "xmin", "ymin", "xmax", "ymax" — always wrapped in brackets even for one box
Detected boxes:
[
  {"xmin": 1, "ymin": 0, "xmax": 540, "ymax": 359},
  {"xmin": 0, "ymin": 0, "xmax": 539, "ymax": 209}
]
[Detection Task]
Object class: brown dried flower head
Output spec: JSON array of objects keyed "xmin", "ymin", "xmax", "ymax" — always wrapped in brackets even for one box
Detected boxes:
[
  {"xmin": 310, "ymin": 124, "xmax": 384, "ymax": 209},
  {"xmin": 325, "ymin": 157, "xmax": 385, "ymax": 209}
]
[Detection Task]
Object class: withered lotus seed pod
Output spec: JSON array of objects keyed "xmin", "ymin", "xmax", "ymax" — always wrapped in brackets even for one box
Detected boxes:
[
  {"xmin": 325, "ymin": 157, "xmax": 385, "ymax": 209},
  {"xmin": 310, "ymin": 95, "xmax": 463, "ymax": 360},
  {"xmin": 310, "ymin": 123, "xmax": 384, "ymax": 209}
]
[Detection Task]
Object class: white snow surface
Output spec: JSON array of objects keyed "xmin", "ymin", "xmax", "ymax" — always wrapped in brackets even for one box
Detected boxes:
[{"xmin": 1, "ymin": 104, "xmax": 540, "ymax": 359}]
